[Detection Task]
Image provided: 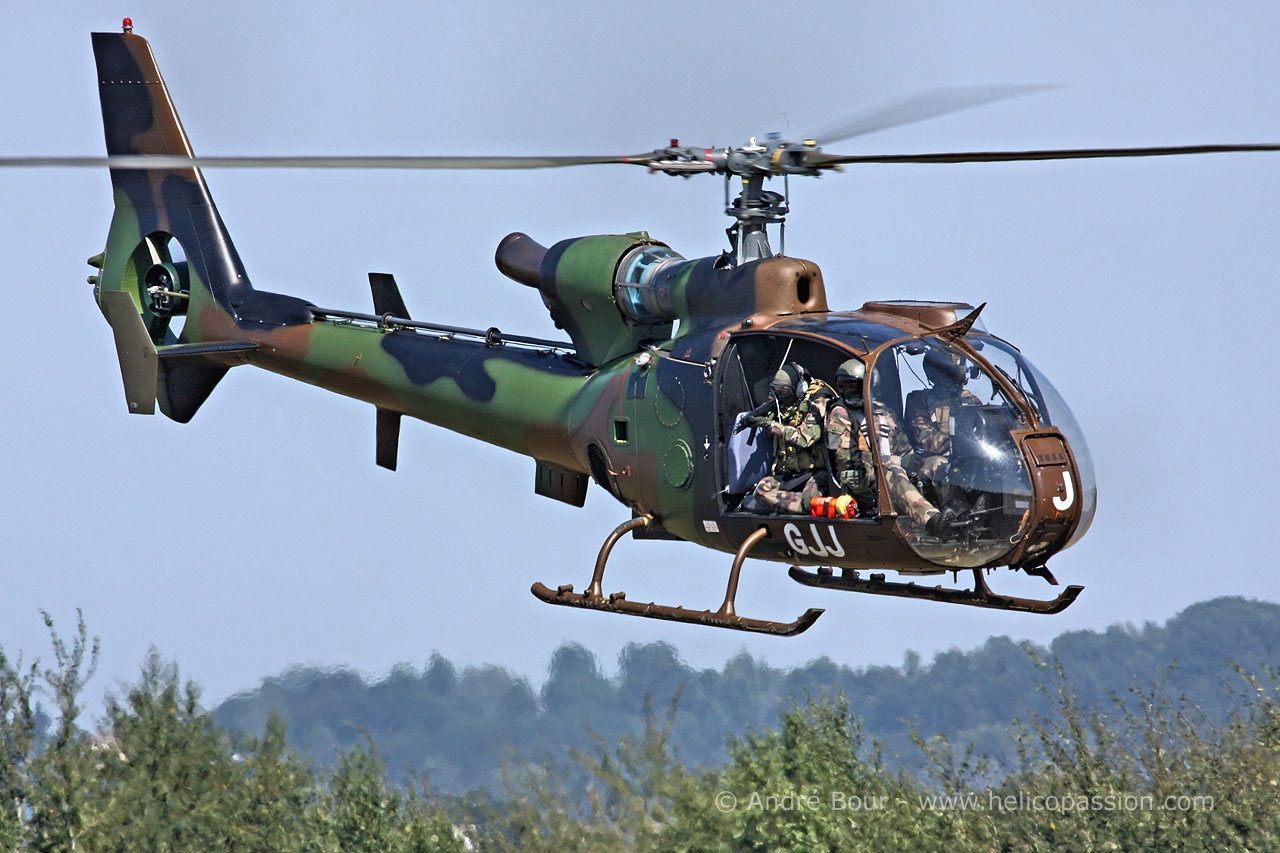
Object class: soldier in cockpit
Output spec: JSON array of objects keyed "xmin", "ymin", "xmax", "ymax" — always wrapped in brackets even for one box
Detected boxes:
[
  {"xmin": 740, "ymin": 364, "xmax": 834, "ymax": 515},
  {"xmin": 904, "ymin": 348, "xmax": 980, "ymax": 512},
  {"xmin": 815, "ymin": 358, "xmax": 944, "ymax": 533}
]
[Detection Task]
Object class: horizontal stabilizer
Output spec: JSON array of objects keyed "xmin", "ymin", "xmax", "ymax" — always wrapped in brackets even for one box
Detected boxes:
[
  {"xmin": 102, "ymin": 290, "xmax": 157, "ymax": 415},
  {"xmin": 369, "ymin": 272, "xmax": 410, "ymax": 320}
]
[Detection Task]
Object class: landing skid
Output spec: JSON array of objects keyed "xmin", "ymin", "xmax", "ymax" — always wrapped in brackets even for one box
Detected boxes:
[
  {"xmin": 532, "ymin": 519, "xmax": 824, "ymax": 636},
  {"xmin": 787, "ymin": 566, "xmax": 1083, "ymax": 615}
]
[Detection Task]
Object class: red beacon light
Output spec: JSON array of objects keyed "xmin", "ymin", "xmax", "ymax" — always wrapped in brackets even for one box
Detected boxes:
[{"xmin": 122, "ymin": 17, "xmax": 133, "ymax": 33}]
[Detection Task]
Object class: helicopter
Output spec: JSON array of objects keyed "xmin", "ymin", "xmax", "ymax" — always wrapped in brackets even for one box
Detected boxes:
[{"xmin": 20, "ymin": 24, "xmax": 1279, "ymax": 637}]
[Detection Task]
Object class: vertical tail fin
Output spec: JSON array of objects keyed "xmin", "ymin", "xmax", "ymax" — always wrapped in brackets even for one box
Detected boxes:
[
  {"xmin": 92, "ymin": 30, "xmax": 308, "ymax": 421},
  {"xmin": 93, "ymin": 30, "xmax": 252, "ymax": 322}
]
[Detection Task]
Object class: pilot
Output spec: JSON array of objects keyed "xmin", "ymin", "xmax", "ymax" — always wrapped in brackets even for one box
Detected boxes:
[
  {"xmin": 814, "ymin": 358, "xmax": 944, "ymax": 533},
  {"xmin": 743, "ymin": 364, "xmax": 834, "ymax": 515},
  {"xmin": 904, "ymin": 347, "xmax": 980, "ymax": 511}
]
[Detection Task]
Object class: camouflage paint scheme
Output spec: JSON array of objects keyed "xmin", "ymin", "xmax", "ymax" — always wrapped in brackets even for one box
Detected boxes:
[{"xmin": 89, "ymin": 31, "xmax": 1091, "ymax": 595}]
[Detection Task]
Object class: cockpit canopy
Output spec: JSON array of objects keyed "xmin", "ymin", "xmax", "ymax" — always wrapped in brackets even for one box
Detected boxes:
[
  {"xmin": 967, "ymin": 334, "xmax": 1096, "ymax": 549},
  {"xmin": 870, "ymin": 335, "xmax": 1095, "ymax": 566},
  {"xmin": 718, "ymin": 325, "xmax": 1096, "ymax": 570}
]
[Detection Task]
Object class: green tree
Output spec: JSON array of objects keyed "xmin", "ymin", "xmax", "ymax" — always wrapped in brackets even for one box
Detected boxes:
[
  {"xmin": 680, "ymin": 695, "xmax": 996, "ymax": 852},
  {"xmin": 322, "ymin": 739, "xmax": 467, "ymax": 853},
  {"xmin": 25, "ymin": 611, "xmax": 99, "ymax": 852},
  {"xmin": 82, "ymin": 652, "xmax": 246, "ymax": 850},
  {"xmin": 0, "ymin": 639, "xmax": 39, "ymax": 849}
]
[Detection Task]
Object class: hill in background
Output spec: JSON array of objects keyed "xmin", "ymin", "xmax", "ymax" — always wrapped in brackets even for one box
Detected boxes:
[{"xmin": 214, "ymin": 596, "xmax": 1280, "ymax": 793}]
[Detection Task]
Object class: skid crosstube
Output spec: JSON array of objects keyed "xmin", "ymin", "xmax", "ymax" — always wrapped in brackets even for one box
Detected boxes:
[
  {"xmin": 788, "ymin": 566, "xmax": 1083, "ymax": 615},
  {"xmin": 531, "ymin": 519, "xmax": 824, "ymax": 637}
]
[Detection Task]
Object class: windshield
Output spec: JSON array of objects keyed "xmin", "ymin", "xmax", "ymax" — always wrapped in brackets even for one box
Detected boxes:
[
  {"xmin": 970, "ymin": 336, "xmax": 1096, "ymax": 550},
  {"xmin": 869, "ymin": 337, "xmax": 1034, "ymax": 568}
]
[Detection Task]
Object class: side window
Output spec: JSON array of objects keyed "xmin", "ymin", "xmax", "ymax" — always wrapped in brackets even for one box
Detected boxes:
[
  {"xmin": 715, "ymin": 334, "xmax": 856, "ymax": 508},
  {"xmin": 717, "ymin": 335, "xmax": 852, "ymax": 432}
]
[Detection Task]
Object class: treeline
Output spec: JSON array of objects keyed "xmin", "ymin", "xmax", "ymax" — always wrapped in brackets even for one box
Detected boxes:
[
  {"xmin": 214, "ymin": 596, "xmax": 1280, "ymax": 793},
  {"xmin": 0, "ymin": 614, "xmax": 464, "ymax": 851},
  {"xmin": 5, "ymin": 607, "xmax": 1280, "ymax": 850}
]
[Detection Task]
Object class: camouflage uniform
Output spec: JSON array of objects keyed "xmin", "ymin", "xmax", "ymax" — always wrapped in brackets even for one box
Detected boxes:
[
  {"xmin": 904, "ymin": 386, "xmax": 981, "ymax": 482},
  {"xmin": 828, "ymin": 400, "xmax": 940, "ymax": 528},
  {"xmin": 753, "ymin": 471, "xmax": 826, "ymax": 515},
  {"xmin": 750, "ymin": 386, "xmax": 832, "ymax": 514}
]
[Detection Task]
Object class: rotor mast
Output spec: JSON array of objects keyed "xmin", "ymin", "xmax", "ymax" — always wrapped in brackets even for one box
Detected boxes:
[
  {"xmin": 638, "ymin": 135, "xmax": 821, "ymax": 266},
  {"xmin": 724, "ymin": 172, "xmax": 787, "ymax": 265}
]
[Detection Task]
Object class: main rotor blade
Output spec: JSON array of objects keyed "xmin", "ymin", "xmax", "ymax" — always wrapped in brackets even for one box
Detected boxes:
[
  {"xmin": 8, "ymin": 143, "xmax": 1277, "ymax": 173},
  {"xmin": 0, "ymin": 153, "xmax": 652, "ymax": 170},
  {"xmin": 809, "ymin": 85, "xmax": 1057, "ymax": 146},
  {"xmin": 806, "ymin": 142, "xmax": 1280, "ymax": 167}
]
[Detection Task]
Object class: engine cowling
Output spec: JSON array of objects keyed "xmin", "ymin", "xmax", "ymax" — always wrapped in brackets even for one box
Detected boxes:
[{"xmin": 496, "ymin": 231, "xmax": 829, "ymax": 367}]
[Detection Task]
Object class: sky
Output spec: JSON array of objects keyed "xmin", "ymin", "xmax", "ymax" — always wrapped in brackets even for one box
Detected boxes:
[{"xmin": 2, "ymin": 1, "xmax": 1278, "ymax": 713}]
